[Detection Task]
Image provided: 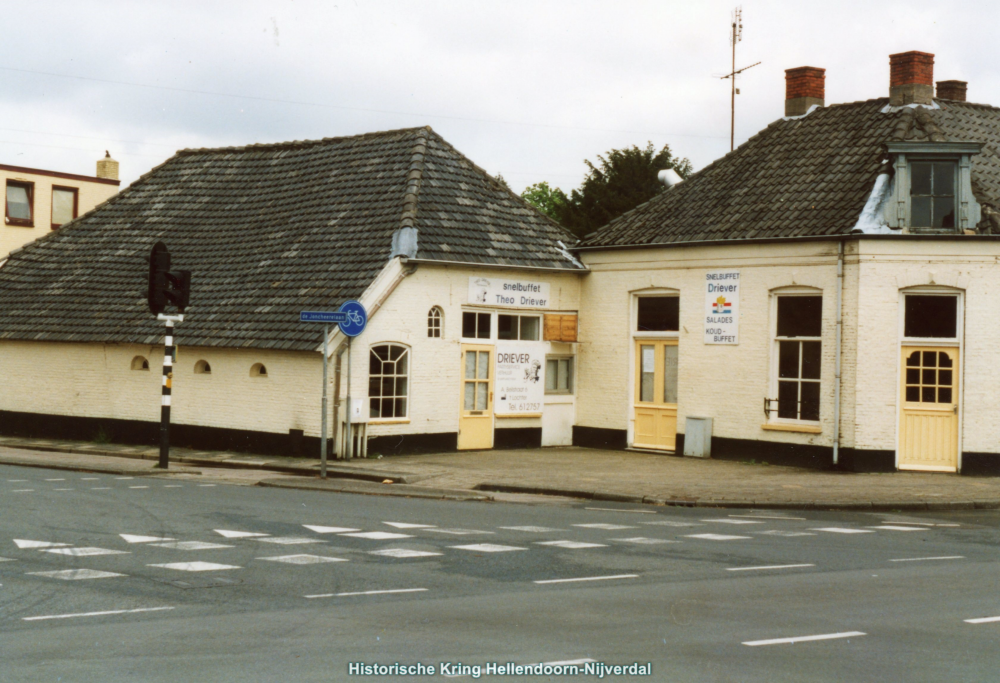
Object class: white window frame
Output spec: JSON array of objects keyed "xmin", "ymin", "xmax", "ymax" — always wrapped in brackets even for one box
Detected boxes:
[
  {"xmin": 768, "ymin": 288, "xmax": 823, "ymax": 425},
  {"xmin": 427, "ymin": 306, "xmax": 443, "ymax": 339},
  {"xmin": 368, "ymin": 343, "xmax": 410, "ymax": 422},
  {"xmin": 497, "ymin": 313, "xmax": 541, "ymax": 342},
  {"xmin": 545, "ymin": 355, "xmax": 575, "ymax": 395},
  {"xmin": 460, "ymin": 309, "xmax": 493, "ymax": 342}
]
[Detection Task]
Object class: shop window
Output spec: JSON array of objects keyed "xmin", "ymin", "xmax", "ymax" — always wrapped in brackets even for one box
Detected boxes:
[
  {"xmin": 5, "ymin": 180, "xmax": 33, "ymax": 226},
  {"xmin": 771, "ymin": 295, "xmax": 822, "ymax": 421},
  {"xmin": 51, "ymin": 186, "xmax": 78, "ymax": 229},
  {"xmin": 904, "ymin": 295, "xmax": 957, "ymax": 339},
  {"xmin": 369, "ymin": 344, "xmax": 409, "ymax": 419},
  {"xmin": 194, "ymin": 360, "xmax": 212, "ymax": 375},
  {"xmin": 498, "ymin": 314, "xmax": 540, "ymax": 341},
  {"xmin": 250, "ymin": 363, "xmax": 267, "ymax": 377},
  {"xmin": 427, "ymin": 307, "xmax": 443, "ymax": 338},
  {"xmin": 462, "ymin": 311, "xmax": 491, "ymax": 339},
  {"xmin": 131, "ymin": 355, "xmax": 149, "ymax": 371},
  {"xmin": 637, "ymin": 296, "xmax": 679, "ymax": 332},
  {"xmin": 545, "ymin": 357, "xmax": 574, "ymax": 394}
]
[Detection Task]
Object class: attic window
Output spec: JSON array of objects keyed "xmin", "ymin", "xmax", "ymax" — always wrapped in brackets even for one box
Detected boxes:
[
  {"xmin": 910, "ymin": 162, "xmax": 955, "ymax": 229},
  {"xmin": 886, "ymin": 142, "xmax": 982, "ymax": 233}
]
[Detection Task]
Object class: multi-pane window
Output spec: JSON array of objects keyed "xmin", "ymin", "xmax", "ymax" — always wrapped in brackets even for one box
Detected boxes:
[
  {"xmin": 463, "ymin": 349, "xmax": 491, "ymax": 412},
  {"xmin": 427, "ymin": 307, "xmax": 443, "ymax": 338},
  {"xmin": 774, "ymin": 296, "xmax": 822, "ymax": 421},
  {"xmin": 5, "ymin": 181, "xmax": 33, "ymax": 226},
  {"xmin": 51, "ymin": 186, "xmax": 78, "ymax": 229},
  {"xmin": 637, "ymin": 296, "xmax": 679, "ymax": 332},
  {"xmin": 369, "ymin": 344, "xmax": 409, "ymax": 419},
  {"xmin": 498, "ymin": 314, "xmax": 540, "ymax": 341},
  {"xmin": 904, "ymin": 350, "xmax": 954, "ymax": 404},
  {"xmin": 545, "ymin": 357, "xmax": 574, "ymax": 394},
  {"xmin": 462, "ymin": 311, "xmax": 491, "ymax": 339},
  {"xmin": 910, "ymin": 161, "xmax": 955, "ymax": 229}
]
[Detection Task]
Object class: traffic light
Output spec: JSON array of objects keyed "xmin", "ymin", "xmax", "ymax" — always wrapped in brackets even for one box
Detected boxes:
[{"xmin": 147, "ymin": 242, "xmax": 191, "ymax": 315}]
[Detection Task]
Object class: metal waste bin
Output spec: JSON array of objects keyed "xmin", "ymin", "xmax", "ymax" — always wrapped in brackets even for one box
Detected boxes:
[{"xmin": 683, "ymin": 416, "xmax": 713, "ymax": 458}]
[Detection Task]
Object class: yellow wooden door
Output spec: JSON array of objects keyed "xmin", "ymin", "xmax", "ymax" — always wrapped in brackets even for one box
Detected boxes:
[
  {"xmin": 458, "ymin": 345, "xmax": 494, "ymax": 450},
  {"xmin": 633, "ymin": 340, "xmax": 678, "ymax": 451},
  {"xmin": 899, "ymin": 347, "xmax": 959, "ymax": 472}
]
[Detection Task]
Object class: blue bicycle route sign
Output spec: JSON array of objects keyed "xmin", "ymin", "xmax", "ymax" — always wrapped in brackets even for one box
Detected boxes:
[{"xmin": 299, "ymin": 300, "xmax": 367, "ymax": 337}]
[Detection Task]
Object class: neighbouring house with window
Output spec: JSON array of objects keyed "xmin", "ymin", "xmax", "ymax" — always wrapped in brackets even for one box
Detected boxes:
[{"xmin": 1, "ymin": 153, "xmax": 120, "ymax": 257}]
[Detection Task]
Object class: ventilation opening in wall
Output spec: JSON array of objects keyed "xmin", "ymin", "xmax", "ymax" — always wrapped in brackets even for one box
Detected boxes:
[
  {"xmin": 131, "ymin": 356, "xmax": 149, "ymax": 371},
  {"xmin": 250, "ymin": 363, "xmax": 268, "ymax": 377},
  {"xmin": 195, "ymin": 360, "xmax": 212, "ymax": 375}
]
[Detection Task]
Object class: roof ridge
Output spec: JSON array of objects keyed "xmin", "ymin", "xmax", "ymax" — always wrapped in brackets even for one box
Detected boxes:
[{"xmin": 175, "ymin": 125, "xmax": 433, "ymax": 156}]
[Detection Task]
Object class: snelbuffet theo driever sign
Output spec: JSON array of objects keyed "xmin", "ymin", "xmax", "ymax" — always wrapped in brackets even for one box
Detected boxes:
[{"xmin": 468, "ymin": 277, "xmax": 550, "ymax": 308}]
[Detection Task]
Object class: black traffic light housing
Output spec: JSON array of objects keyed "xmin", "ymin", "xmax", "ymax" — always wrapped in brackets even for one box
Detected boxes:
[{"xmin": 148, "ymin": 242, "xmax": 191, "ymax": 315}]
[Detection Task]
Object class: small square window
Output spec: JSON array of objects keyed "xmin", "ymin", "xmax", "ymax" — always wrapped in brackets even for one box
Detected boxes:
[
  {"xmin": 462, "ymin": 311, "xmax": 491, "ymax": 339},
  {"xmin": 5, "ymin": 181, "xmax": 33, "ymax": 226},
  {"xmin": 545, "ymin": 357, "xmax": 574, "ymax": 394}
]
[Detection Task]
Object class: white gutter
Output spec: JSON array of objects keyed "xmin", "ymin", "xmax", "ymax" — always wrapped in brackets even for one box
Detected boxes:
[{"xmin": 833, "ymin": 240, "xmax": 844, "ymax": 466}]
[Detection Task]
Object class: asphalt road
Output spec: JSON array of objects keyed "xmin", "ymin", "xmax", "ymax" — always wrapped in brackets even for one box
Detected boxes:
[{"xmin": 1, "ymin": 464, "xmax": 999, "ymax": 682}]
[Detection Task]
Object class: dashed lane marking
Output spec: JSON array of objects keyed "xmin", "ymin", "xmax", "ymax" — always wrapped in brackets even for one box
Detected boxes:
[
  {"xmin": 256, "ymin": 554, "xmax": 347, "ymax": 565},
  {"xmin": 743, "ymin": 631, "xmax": 866, "ymax": 647},
  {"xmin": 215, "ymin": 529, "xmax": 270, "ymax": 538},
  {"xmin": 163, "ymin": 485, "xmax": 183, "ymax": 488},
  {"xmin": 965, "ymin": 616, "xmax": 1000, "ymax": 624},
  {"xmin": 868, "ymin": 525, "xmax": 929, "ymax": 531},
  {"xmin": 534, "ymin": 574, "xmax": 639, "ymax": 585},
  {"xmin": 14, "ymin": 540, "xmax": 71, "ymax": 549},
  {"xmin": 536, "ymin": 540, "xmax": 608, "ymax": 549},
  {"xmin": 115, "ymin": 477, "xmax": 134, "ymax": 480},
  {"xmin": 255, "ymin": 536, "xmax": 327, "ymax": 545},
  {"xmin": 685, "ymin": 534, "xmax": 752, "ymax": 541},
  {"xmin": 811, "ymin": 528, "xmax": 874, "ymax": 534},
  {"xmin": 197, "ymin": 484, "xmax": 217, "ymax": 487},
  {"xmin": 53, "ymin": 488, "xmax": 75, "ymax": 491},
  {"xmin": 584, "ymin": 507, "xmax": 656, "ymax": 514},
  {"xmin": 148, "ymin": 562, "xmax": 240, "ymax": 572},
  {"xmin": 149, "ymin": 541, "xmax": 233, "ymax": 550},
  {"xmin": 29, "ymin": 569, "xmax": 126, "ymax": 580},
  {"xmin": 640, "ymin": 521, "xmax": 702, "ymax": 527},
  {"xmin": 11, "ymin": 489, "xmax": 34, "ymax": 493},
  {"xmin": 729, "ymin": 514, "xmax": 807, "ymax": 521},
  {"xmin": 340, "ymin": 532, "xmax": 412, "ymax": 540},
  {"xmin": 572, "ymin": 524, "xmax": 637, "ymax": 530},
  {"xmin": 121, "ymin": 534, "xmax": 175, "ymax": 543},
  {"xmin": 90, "ymin": 487, "xmax": 111, "ymax": 490},
  {"xmin": 701, "ymin": 519, "xmax": 764, "ymax": 525},
  {"xmin": 727, "ymin": 564, "xmax": 815, "ymax": 572},
  {"xmin": 756, "ymin": 530, "xmax": 816, "ymax": 537},
  {"xmin": 128, "ymin": 486, "xmax": 150, "ymax": 490},
  {"xmin": 302, "ymin": 525, "xmax": 360, "ymax": 534},
  {"xmin": 450, "ymin": 544, "xmax": 527, "ymax": 553},
  {"xmin": 6, "ymin": 480, "xmax": 28, "ymax": 482},
  {"xmin": 890, "ymin": 556, "xmax": 965, "ymax": 562},
  {"xmin": 611, "ymin": 537, "xmax": 678, "ymax": 544},
  {"xmin": 305, "ymin": 588, "xmax": 428, "ymax": 599},
  {"xmin": 40, "ymin": 547, "xmax": 129, "ymax": 557},
  {"xmin": 0, "ymin": 557, "xmax": 15, "ymax": 562},
  {"xmin": 80, "ymin": 478, "xmax": 100, "ymax": 481},
  {"xmin": 425, "ymin": 528, "xmax": 495, "ymax": 536},
  {"xmin": 44, "ymin": 479, "xmax": 66, "ymax": 482},
  {"xmin": 383, "ymin": 522, "xmax": 436, "ymax": 529},
  {"xmin": 369, "ymin": 549, "xmax": 443, "ymax": 558},
  {"xmin": 498, "ymin": 526, "xmax": 562, "ymax": 533},
  {"xmin": 23, "ymin": 606, "xmax": 174, "ymax": 622}
]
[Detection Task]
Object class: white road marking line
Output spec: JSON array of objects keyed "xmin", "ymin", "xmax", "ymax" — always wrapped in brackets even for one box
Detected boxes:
[
  {"xmin": 425, "ymin": 528, "xmax": 495, "ymax": 536},
  {"xmin": 450, "ymin": 543, "xmax": 527, "ymax": 553},
  {"xmin": 383, "ymin": 522, "xmax": 436, "ymax": 529},
  {"xmin": 965, "ymin": 616, "xmax": 1000, "ymax": 624},
  {"xmin": 256, "ymin": 554, "xmax": 348, "ymax": 564},
  {"xmin": 255, "ymin": 536, "xmax": 327, "ymax": 545},
  {"xmin": 14, "ymin": 539, "xmax": 71, "ymax": 549},
  {"xmin": 44, "ymin": 478, "xmax": 66, "ymax": 482},
  {"xmin": 756, "ymin": 530, "xmax": 816, "ymax": 537},
  {"xmin": 148, "ymin": 561, "xmax": 241, "ymax": 572},
  {"xmin": 685, "ymin": 534, "xmax": 752, "ymax": 541},
  {"xmin": 340, "ymin": 531, "xmax": 412, "ymax": 540},
  {"xmin": 128, "ymin": 486, "xmax": 150, "ymax": 489},
  {"xmin": 11, "ymin": 489, "xmax": 34, "ymax": 492},
  {"xmin": 584, "ymin": 507, "xmax": 656, "ymax": 514},
  {"xmin": 536, "ymin": 540, "xmax": 608, "ymax": 549},
  {"xmin": 889, "ymin": 556, "xmax": 965, "ymax": 562},
  {"xmin": 29, "ymin": 569, "xmax": 126, "ymax": 580},
  {"xmin": 369, "ymin": 549, "xmax": 443, "ymax": 558},
  {"xmin": 701, "ymin": 519, "xmax": 764, "ymax": 525},
  {"xmin": 215, "ymin": 529, "xmax": 270, "ymax": 538},
  {"xmin": 729, "ymin": 514, "xmax": 806, "ymax": 520},
  {"xmin": 727, "ymin": 564, "xmax": 815, "ymax": 572},
  {"xmin": 115, "ymin": 477, "xmax": 134, "ymax": 480},
  {"xmin": 23, "ymin": 606, "xmax": 174, "ymax": 622},
  {"xmin": 197, "ymin": 484, "xmax": 216, "ymax": 487},
  {"xmin": 163, "ymin": 485, "xmax": 183, "ymax": 488},
  {"xmin": 149, "ymin": 541, "xmax": 233, "ymax": 550},
  {"xmin": 0, "ymin": 557, "xmax": 15, "ymax": 562},
  {"xmin": 572, "ymin": 523, "xmax": 636, "ymax": 530},
  {"xmin": 743, "ymin": 631, "xmax": 866, "ymax": 647},
  {"xmin": 611, "ymin": 537, "xmax": 679, "ymax": 544},
  {"xmin": 40, "ymin": 547, "xmax": 130, "ymax": 557},
  {"xmin": 121, "ymin": 534, "xmax": 175, "ymax": 543},
  {"xmin": 302, "ymin": 525, "xmax": 360, "ymax": 534},
  {"xmin": 811, "ymin": 528, "xmax": 874, "ymax": 534},
  {"xmin": 868, "ymin": 525, "xmax": 929, "ymax": 531},
  {"xmin": 498, "ymin": 526, "xmax": 562, "ymax": 532},
  {"xmin": 90, "ymin": 487, "xmax": 111, "ymax": 490},
  {"xmin": 6, "ymin": 479, "xmax": 28, "ymax": 482},
  {"xmin": 305, "ymin": 588, "xmax": 428, "ymax": 599},
  {"xmin": 53, "ymin": 488, "xmax": 75, "ymax": 491},
  {"xmin": 880, "ymin": 521, "xmax": 960, "ymax": 527},
  {"xmin": 80, "ymin": 478, "xmax": 100, "ymax": 481},
  {"xmin": 534, "ymin": 574, "xmax": 639, "ymax": 585},
  {"xmin": 640, "ymin": 521, "xmax": 702, "ymax": 527}
]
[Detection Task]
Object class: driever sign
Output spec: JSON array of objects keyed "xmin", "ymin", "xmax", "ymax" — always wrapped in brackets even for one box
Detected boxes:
[
  {"xmin": 704, "ymin": 270, "xmax": 740, "ymax": 344},
  {"xmin": 495, "ymin": 344, "xmax": 545, "ymax": 415}
]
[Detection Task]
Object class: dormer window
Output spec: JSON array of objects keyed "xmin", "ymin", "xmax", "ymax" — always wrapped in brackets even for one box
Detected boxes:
[
  {"xmin": 910, "ymin": 162, "xmax": 955, "ymax": 229},
  {"xmin": 886, "ymin": 142, "xmax": 982, "ymax": 233}
]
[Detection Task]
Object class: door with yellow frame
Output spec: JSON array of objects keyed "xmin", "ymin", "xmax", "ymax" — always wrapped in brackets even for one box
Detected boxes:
[
  {"xmin": 633, "ymin": 340, "xmax": 679, "ymax": 451},
  {"xmin": 458, "ymin": 344, "xmax": 494, "ymax": 450},
  {"xmin": 899, "ymin": 346, "xmax": 959, "ymax": 471}
]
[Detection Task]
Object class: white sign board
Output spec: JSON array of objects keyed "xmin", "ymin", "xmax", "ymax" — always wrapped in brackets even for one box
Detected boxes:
[
  {"xmin": 494, "ymin": 344, "xmax": 545, "ymax": 415},
  {"xmin": 468, "ymin": 277, "xmax": 550, "ymax": 309},
  {"xmin": 704, "ymin": 270, "xmax": 740, "ymax": 344}
]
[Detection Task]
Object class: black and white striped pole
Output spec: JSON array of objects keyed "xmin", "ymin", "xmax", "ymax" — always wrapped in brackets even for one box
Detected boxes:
[{"xmin": 157, "ymin": 313, "xmax": 184, "ymax": 469}]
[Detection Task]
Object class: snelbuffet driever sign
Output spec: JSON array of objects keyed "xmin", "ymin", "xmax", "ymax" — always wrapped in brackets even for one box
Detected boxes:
[
  {"xmin": 704, "ymin": 270, "xmax": 740, "ymax": 344},
  {"xmin": 468, "ymin": 277, "xmax": 550, "ymax": 308}
]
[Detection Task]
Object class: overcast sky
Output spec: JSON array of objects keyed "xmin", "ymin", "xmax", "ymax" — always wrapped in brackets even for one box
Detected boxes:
[{"xmin": 3, "ymin": 0, "xmax": 998, "ymax": 193}]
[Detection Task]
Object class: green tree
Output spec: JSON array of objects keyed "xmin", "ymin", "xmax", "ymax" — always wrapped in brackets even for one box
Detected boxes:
[
  {"xmin": 520, "ymin": 181, "xmax": 569, "ymax": 223},
  {"xmin": 547, "ymin": 142, "xmax": 692, "ymax": 239}
]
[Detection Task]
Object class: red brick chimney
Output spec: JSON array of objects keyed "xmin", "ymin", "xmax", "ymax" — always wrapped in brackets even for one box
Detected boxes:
[
  {"xmin": 936, "ymin": 80, "xmax": 967, "ymax": 102},
  {"xmin": 889, "ymin": 51, "xmax": 934, "ymax": 105},
  {"xmin": 785, "ymin": 66, "xmax": 825, "ymax": 117}
]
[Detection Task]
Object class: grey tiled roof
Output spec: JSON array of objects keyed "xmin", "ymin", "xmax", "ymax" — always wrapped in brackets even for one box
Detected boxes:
[
  {"xmin": 0, "ymin": 127, "xmax": 580, "ymax": 351},
  {"xmin": 580, "ymin": 98, "xmax": 1000, "ymax": 249}
]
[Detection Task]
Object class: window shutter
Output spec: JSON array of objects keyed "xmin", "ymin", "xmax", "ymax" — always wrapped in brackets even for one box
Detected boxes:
[{"xmin": 544, "ymin": 314, "xmax": 578, "ymax": 342}]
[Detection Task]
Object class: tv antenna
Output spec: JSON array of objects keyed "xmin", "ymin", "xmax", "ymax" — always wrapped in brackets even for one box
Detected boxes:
[{"xmin": 720, "ymin": 7, "xmax": 760, "ymax": 151}]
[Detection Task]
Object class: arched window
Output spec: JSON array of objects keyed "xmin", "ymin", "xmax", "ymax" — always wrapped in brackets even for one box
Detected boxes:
[
  {"xmin": 131, "ymin": 356, "xmax": 149, "ymax": 371},
  {"xmin": 369, "ymin": 344, "xmax": 409, "ymax": 419},
  {"xmin": 194, "ymin": 360, "xmax": 212, "ymax": 375},
  {"xmin": 428, "ymin": 307, "xmax": 443, "ymax": 338},
  {"xmin": 250, "ymin": 363, "xmax": 268, "ymax": 377}
]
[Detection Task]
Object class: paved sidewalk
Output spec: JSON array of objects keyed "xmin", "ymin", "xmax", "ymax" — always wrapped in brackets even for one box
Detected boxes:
[{"xmin": 0, "ymin": 435, "xmax": 998, "ymax": 510}]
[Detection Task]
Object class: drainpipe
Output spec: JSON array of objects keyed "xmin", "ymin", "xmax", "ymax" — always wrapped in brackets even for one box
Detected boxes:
[
  {"xmin": 331, "ymin": 340, "xmax": 348, "ymax": 459},
  {"xmin": 833, "ymin": 240, "xmax": 844, "ymax": 467}
]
